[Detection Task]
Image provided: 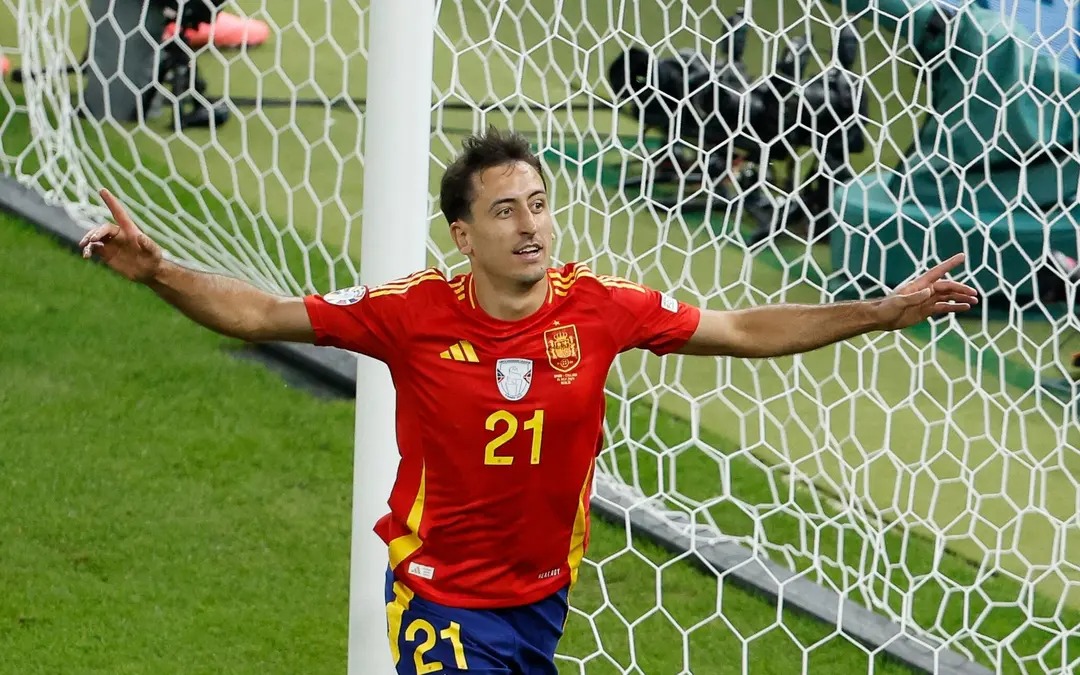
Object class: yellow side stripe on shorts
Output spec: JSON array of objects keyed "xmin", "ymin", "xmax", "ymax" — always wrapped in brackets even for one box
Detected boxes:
[{"xmin": 385, "ymin": 580, "xmax": 414, "ymax": 666}]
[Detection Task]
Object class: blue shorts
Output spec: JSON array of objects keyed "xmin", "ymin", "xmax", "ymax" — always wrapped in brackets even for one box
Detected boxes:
[{"xmin": 384, "ymin": 568, "xmax": 570, "ymax": 675}]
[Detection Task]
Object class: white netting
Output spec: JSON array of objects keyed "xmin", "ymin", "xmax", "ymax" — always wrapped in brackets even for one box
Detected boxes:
[{"xmin": 3, "ymin": 0, "xmax": 1080, "ymax": 673}]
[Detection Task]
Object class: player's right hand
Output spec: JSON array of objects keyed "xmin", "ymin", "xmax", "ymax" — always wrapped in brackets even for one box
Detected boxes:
[{"xmin": 79, "ymin": 188, "xmax": 164, "ymax": 284}]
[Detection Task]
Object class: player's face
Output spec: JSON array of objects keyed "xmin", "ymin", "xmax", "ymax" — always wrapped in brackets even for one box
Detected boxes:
[{"xmin": 452, "ymin": 161, "xmax": 553, "ymax": 287}]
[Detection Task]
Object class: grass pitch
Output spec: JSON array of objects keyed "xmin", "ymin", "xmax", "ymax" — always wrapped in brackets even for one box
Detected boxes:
[{"xmin": 3, "ymin": 0, "xmax": 1080, "ymax": 672}]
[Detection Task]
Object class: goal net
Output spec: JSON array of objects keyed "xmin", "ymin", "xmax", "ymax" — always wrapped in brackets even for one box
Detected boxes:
[{"xmin": 4, "ymin": 0, "xmax": 1080, "ymax": 672}]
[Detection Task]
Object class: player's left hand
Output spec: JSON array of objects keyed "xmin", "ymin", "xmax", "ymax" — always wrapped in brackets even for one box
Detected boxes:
[{"xmin": 877, "ymin": 253, "xmax": 980, "ymax": 330}]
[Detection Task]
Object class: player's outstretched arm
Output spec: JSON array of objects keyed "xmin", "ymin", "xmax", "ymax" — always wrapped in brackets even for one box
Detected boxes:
[
  {"xmin": 677, "ymin": 253, "xmax": 979, "ymax": 358},
  {"xmin": 80, "ymin": 189, "xmax": 316, "ymax": 344}
]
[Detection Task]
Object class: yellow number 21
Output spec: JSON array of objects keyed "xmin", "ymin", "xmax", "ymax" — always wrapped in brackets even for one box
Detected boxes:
[
  {"xmin": 484, "ymin": 409, "xmax": 545, "ymax": 466},
  {"xmin": 403, "ymin": 618, "xmax": 467, "ymax": 674}
]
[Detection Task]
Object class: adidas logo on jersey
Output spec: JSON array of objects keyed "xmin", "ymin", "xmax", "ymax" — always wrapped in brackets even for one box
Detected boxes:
[{"xmin": 440, "ymin": 340, "xmax": 479, "ymax": 363}]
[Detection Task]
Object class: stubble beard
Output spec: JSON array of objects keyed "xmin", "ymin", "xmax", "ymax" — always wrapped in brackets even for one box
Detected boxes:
[{"xmin": 513, "ymin": 265, "xmax": 547, "ymax": 290}]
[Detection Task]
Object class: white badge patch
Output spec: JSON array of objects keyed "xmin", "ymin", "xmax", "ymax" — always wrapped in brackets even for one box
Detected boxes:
[
  {"xmin": 496, "ymin": 358, "xmax": 533, "ymax": 401},
  {"xmin": 660, "ymin": 293, "xmax": 678, "ymax": 313},
  {"xmin": 323, "ymin": 285, "xmax": 367, "ymax": 306}
]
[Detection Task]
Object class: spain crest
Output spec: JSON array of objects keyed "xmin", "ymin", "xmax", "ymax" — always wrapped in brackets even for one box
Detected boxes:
[
  {"xmin": 544, "ymin": 324, "xmax": 581, "ymax": 373},
  {"xmin": 496, "ymin": 359, "xmax": 533, "ymax": 401}
]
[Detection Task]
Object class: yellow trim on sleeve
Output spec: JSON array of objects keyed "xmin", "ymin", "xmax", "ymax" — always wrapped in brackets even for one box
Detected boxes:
[{"xmin": 369, "ymin": 271, "xmax": 445, "ymax": 298}]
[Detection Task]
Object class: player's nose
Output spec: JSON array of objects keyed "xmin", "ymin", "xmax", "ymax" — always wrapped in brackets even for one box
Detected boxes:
[{"xmin": 519, "ymin": 212, "xmax": 539, "ymax": 235}]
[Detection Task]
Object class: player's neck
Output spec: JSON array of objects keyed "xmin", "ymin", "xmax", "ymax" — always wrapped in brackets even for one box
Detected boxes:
[{"xmin": 471, "ymin": 270, "xmax": 548, "ymax": 322}]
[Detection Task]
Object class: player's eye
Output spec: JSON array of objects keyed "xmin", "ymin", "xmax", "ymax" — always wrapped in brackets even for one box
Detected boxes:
[{"xmin": 531, "ymin": 200, "xmax": 545, "ymax": 211}]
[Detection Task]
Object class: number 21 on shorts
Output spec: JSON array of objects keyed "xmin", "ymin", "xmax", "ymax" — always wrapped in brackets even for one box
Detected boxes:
[{"xmin": 387, "ymin": 603, "xmax": 468, "ymax": 674}]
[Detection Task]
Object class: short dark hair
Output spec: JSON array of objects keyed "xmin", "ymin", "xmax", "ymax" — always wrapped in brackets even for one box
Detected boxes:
[{"xmin": 439, "ymin": 127, "xmax": 546, "ymax": 224}]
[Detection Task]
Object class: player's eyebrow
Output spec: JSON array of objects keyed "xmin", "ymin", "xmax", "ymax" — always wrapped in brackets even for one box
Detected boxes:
[{"xmin": 487, "ymin": 189, "xmax": 546, "ymax": 213}]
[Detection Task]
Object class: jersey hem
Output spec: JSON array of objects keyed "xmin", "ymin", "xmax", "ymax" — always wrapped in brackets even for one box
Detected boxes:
[{"xmin": 395, "ymin": 573, "xmax": 572, "ymax": 610}]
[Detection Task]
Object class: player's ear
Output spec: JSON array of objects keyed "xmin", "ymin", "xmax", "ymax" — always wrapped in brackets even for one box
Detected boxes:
[{"xmin": 450, "ymin": 219, "xmax": 473, "ymax": 256}]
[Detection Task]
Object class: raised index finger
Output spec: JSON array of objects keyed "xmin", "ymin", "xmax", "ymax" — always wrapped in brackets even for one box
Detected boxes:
[
  {"xmin": 922, "ymin": 253, "xmax": 966, "ymax": 282},
  {"xmin": 98, "ymin": 188, "xmax": 137, "ymax": 235}
]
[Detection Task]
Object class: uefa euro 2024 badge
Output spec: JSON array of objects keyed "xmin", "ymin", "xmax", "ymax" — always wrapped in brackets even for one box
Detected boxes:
[{"xmin": 323, "ymin": 285, "xmax": 368, "ymax": 306}]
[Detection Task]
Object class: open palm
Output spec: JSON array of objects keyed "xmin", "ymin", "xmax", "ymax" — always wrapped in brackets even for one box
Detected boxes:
[{"xmin": 878, "ymin": 253, "xmax": 980, "ymax": 330}]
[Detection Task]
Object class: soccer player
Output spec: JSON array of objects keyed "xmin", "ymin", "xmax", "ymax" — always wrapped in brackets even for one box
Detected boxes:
[{"xmin": 79, "ymin": 128, "xmax": 978, "ymax": 674}]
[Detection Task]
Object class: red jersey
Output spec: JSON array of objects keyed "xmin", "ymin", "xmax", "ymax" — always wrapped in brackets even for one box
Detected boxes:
[{"xmin": 303, "ymin": 263, "xmax": 701, "ymax": 608}]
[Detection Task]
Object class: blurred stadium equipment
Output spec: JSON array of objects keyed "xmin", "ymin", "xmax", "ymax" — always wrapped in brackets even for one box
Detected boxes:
[
  {"xmin": 826, "ymin": 0, "xmax": 1080, "ymax": 314},
  {"xmin": 607, "ymin": 9, "xmax": 868, "ymax": 246},
  {"xmin": 29, "ymin": 1, "xmax": 245, "ymax": 128},
  {"xmin": 150, "ymin": 0, "xmax": 234, "ymax": 128},
  {"xmin": 162, "ymin": 9, "xmax": 270, "ymax": 49}
]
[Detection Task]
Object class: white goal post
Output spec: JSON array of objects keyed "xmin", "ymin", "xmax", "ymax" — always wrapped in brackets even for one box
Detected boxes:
[
  {"xmin": 350, "ymin": 2, "xmax": 432, "ymax": 674},
  {"xmin": 3, "ymin": 0, "xmax": 1080, "ymax": 673}
]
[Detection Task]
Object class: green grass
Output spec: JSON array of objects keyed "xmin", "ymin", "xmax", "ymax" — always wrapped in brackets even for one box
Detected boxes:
[
  {"xmin": 0, "ymin": 213, "xmax": 355, "ymax": 673},
  {"xmin": 0, "ymin": 210, "xmax": 928, "ymax": 675},
  {"xmin": 3, "ymin": 0, "xmax": 1080, "ymax": 672}
]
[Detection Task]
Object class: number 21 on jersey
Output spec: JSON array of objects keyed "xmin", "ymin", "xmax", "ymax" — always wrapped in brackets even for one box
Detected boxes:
[{"xmin": 484, "ymin": 409, "xmax": 544, "ymax": 465}]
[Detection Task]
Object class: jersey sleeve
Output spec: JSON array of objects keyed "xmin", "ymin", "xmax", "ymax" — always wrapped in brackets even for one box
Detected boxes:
[
  {"xmin": 602, "ymin": 277, "xmax": 702, "ymax": 355},
  {"xmin": 302, "ymin": 283, "xmax": 409, "ymax": 362}
]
